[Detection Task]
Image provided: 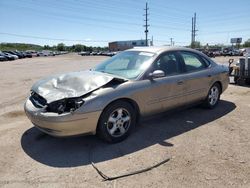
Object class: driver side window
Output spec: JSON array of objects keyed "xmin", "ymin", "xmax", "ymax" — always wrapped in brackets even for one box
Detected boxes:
[{"xmin": 153, "ymin": 52, "xmax": 181, "ymax": 76}]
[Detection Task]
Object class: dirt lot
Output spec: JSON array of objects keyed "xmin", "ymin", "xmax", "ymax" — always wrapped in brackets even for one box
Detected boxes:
[{"xmin": 0, "ymin": 54, "xmax": 249, "ymax": 187}]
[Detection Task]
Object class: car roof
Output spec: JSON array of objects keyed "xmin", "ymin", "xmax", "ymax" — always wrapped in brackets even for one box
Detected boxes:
[{"xmin": 127, "ymin": 46, "xmax": 200, "ymax": 55}]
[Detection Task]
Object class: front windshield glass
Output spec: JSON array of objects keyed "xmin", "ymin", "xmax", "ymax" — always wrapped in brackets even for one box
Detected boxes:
[{"xmin": 94, "ymin": 51, "xmax": 155, "ymax": 79}]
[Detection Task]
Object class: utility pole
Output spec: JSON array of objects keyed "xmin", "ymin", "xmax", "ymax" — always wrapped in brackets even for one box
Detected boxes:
[
  {"xmin": 170, "ymin": 38, "xmax": 173, "ymax": 46},
  {"xmin": 191, "ymin": 17, "xmax": 194, "ymax": 45},
  {"xmin": 144, "ymin": 2, "xmax": 149, "ymax": 46},
  {"xmin": 191, "ymin": 12, "xmax": 197, "ymax": 48},
  {"xmin": 194, "ymin": 13, "xmax": 197, "ymax": 43}
]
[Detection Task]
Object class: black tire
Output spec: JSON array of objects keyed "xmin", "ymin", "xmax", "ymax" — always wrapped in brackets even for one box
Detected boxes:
[
  {"xmin": 234, "ymin": 76, "xmax": 239, "ymax": 84},
  {"xmin": 237, "ymin": 78, "xmax": 246, "ymax": 86},
  {"xmin": 245, "ymin": 78, "xmax": 250, "ymax": 85},
  {"xmin": 97, "ymin": 101, "xmax": 136, "ymax": 143},
  {"xmin": 203, "ymin": 83, "xmax": 221, "ymax": 109}
]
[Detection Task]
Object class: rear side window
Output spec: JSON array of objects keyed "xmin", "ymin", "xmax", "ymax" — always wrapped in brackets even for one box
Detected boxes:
[
  {"xmin": 180, "ymin": 52, "xmax": 206, "ymax": 72},
  {"xmin": 201, "ymin": 56, "xmax": 211, "ymax": 67}
]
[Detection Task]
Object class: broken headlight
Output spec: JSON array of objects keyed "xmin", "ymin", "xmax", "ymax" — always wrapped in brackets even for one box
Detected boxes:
[{"xmin": 47, "ymin": 98, "xmax": 84, "ymax": 114}]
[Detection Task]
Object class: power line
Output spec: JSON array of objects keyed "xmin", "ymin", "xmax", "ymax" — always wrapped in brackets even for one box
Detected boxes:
[
  {"xmin": 0, "ymin": 31, "xmax": 189, "ymax": 46},
  {"xmin": 199, "ymin": 28, "xmax": 250, "ymax": 35},
  {"xmin": 2, "ymin": 2, "xmax": 190, "ymax": 33},
  {"xmin": 20, "ymin": 0, "xmax": 190, "ymax": 30},
  {"xmin": 0, "ymin": 32, "xmax": 110, "ymax": 42}
]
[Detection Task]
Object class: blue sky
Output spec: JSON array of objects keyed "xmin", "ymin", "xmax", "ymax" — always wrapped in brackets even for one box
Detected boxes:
[{"xmin": 0, "ymin": 0, "xmax": 249, "ymax": 47}]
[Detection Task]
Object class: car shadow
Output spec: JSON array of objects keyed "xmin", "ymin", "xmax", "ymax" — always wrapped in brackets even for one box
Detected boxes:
[{"xmin": 21, "ymin": 100, "xmax": 236, "ymax": 168}]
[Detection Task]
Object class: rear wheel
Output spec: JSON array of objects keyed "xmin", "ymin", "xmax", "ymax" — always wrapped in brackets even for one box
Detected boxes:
[
  {"xmin": 203, "ymin": 83, "xmax": 221, "ymax": 109},
  {"xmin": 97, "ymin": 101, "xmax": 136, "ymax": 143}
]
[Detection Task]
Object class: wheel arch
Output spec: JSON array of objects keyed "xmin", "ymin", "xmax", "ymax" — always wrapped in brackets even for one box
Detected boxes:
[
  {"xmin": 97, "ymin": 97, "xmax": 141, "ymax": 127},
  {"xmin": 213, "ymin": 81, "xmax": 222, "ymax": 93}
]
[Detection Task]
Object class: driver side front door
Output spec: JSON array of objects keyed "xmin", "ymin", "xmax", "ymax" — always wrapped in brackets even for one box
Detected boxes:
[{"xmin": 137, "ymin": 51, "xmax": 186, "ymax": 115}]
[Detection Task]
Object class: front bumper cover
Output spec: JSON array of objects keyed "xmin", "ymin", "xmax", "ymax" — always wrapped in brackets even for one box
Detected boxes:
[{"xmin": 24, "ymin": 98, "xmax": 102, "ymax": 137}]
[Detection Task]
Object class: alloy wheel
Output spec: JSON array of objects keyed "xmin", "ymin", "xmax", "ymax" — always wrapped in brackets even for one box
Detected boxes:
[
  {"xmin": 208, "ymin": 86, "xmax": 219, "ymax": 106},
  {"xmin": 106, "ymin": 108, "xmax": 131, "ymax": 137}
]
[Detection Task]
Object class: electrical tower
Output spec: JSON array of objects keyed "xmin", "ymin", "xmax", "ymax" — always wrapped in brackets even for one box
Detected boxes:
[{"xmin": 144, "ymin": 2, "xmax": 149, "ymax": 46}]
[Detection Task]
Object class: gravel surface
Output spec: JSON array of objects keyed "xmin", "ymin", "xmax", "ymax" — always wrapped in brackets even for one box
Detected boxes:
[{"xmin": 0, "ymin": 54, "xmax": 249, "ymax": 187}]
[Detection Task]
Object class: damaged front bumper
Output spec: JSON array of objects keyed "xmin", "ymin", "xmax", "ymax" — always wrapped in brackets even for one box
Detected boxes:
[{"xmin": 24, "ymin": 98, "xmax": 102, "ymax": 137}]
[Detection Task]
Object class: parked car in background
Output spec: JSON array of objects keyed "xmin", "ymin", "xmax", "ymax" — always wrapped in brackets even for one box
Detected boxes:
[
  {"xmin": 37, "ymin": 52, "xmax": 47, "ymax": 56},
  {"xmin": 213, "ymin": 50, "xmax": 221, "ymax": 56},
  {"xmin": 3, "ymin": 52, "xmax": 18, "ymax": 60},
  {"xmin": 26, "ymin": 50, "xmax": 38, "ymax": 57},
  {"xmin": 4, "ymin": 51, "xmax": 24, "ymax": 58},
  {"xmin": 203, "ymin": 50, "xmax": 215, "ymax": 58},
  {"xmin": 232, "ymin": 49, "xmax": 242, "ymax": 56},
  {"xmin": 97, "ymin": 51, "xmax": 103, "ymax": 55},
  {"xmin": 25, "ymin": 47, "xmax": 229, "ymax": 143},
  {"xmin": 79, "ymin": 51, "xmax": 90, "ymax": 56},
  {"xmin": 22, "ymin": 52, "xmax": 32, "ymax": 58},
  {"xmin": 0, "ymin": 53, "xmax": 8, "ymax": 61},
  {"xmin": 90, "ymin": 51, "xmax": 98, "ymax": 56},
  {"xmin": 222, "ymin": 48, "xmax": 242, "ymax": 56}
]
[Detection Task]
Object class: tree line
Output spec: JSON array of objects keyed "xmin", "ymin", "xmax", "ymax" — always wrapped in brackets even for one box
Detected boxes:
[
  {"xmin": 0, "ymin": 43, "xmax": 109, "ymax": 52},
  {"xmin": 190, "ymin": 39, "xmax": 250, "ymax": 49},
  {"xmin": 1, "ymin": 39, "xmax": 250, "ymax": 52}
]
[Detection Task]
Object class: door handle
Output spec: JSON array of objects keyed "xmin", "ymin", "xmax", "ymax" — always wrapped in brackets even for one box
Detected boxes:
[{"xmin": 177, "ymin": 80, "xmax": 184, "ymax": 85}]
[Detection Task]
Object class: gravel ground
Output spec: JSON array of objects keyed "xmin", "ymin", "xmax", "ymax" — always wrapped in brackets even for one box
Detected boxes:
[{"xmin": 0, "ymin": 54, "xmax": 249, "ymax": 188}]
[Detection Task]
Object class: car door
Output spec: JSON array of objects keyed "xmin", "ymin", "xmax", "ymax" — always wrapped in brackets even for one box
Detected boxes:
[
  {"xmin": 177, "ymin": 51, "xmax": 212, "ymax": 104},
  {"xmin": 138, "ymin": 51, "xmax": 186, "ymax": 115}
]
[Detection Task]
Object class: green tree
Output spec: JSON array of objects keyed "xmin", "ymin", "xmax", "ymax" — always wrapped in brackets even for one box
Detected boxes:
[
  {"xmin": 190, "ymin": 41, "xmax": 201, "ymax": 49},
  {"xmin": 243, "ymin": 39, "xmax": 250, "ymax": 47},
  {"xmin": 57, "ymin": 43, "xmax": 66, "ymax": 51},
  {"xmin": 43, "ymin": 45, "xmax": 50, "ymax": 50},
  {"xmin": 74, "ymin": 44, "xmax": 85, "ymax": 52}
]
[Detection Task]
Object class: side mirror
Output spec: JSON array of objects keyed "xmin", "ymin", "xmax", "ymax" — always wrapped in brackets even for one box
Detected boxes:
[{"xmin": 148, "ymin": 70, "xmax": 165, "ymax": 79}]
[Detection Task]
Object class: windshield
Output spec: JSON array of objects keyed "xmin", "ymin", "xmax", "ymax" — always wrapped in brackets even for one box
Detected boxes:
[{"xmin": 94, "ymin": 51, "xmax": 155, "ymax": 79}]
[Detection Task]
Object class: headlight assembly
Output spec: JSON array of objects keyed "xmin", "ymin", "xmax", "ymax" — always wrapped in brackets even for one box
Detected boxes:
[{"xmin": 47, "ymin": 98, "xmax": 84, "ymax": 114}]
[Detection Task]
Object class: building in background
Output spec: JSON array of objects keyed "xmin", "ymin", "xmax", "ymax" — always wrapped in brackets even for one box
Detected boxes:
[{"xmin": 109, "ymin": 40, "xmax": 146, "ymax": 51}]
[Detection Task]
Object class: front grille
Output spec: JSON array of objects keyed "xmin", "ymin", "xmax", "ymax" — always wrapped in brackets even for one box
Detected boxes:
[{"xmin": 30, "ymin": 92, "xmax": 47, "ymax": 108}]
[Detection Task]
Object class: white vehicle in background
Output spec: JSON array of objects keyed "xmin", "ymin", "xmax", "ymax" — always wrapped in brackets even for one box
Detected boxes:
[
  {"xmin": 242, "ymin": 48, "xmax": 250, "ymax": 57},
  {"xmin": 79, "ymin": 51, "xmax": 90, "ymax": 56},
  {"xmin": 37, "ymin": 50, "xmax": 51, "ymax": 57}
]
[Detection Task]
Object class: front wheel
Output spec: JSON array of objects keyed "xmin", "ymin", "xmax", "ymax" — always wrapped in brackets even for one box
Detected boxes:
[
  {"xmin": 203, "ymin": 83, "xmax": 221, "ymax": 109},
  {"xmin": 97, "ymin": 101, "xmax": 136, "ymax": 143}
]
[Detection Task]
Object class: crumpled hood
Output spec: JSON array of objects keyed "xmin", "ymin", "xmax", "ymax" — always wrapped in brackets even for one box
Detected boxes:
[{"xmin": 31, "ymin": 70, "xmax": 115, "ymax": 103}]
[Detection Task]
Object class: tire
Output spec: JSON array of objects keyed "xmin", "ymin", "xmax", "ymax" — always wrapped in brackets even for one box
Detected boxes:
[
  {"xmin": 97, "ymin": 101, "xmax": 136, "ymax": 143},
  {"xmin": 234, "ymin": 76, "xmax": 239, "ymax": 84},
  {"xmin": 203, "ymin": 83, "xmax": 221, "ymax": 109},
  {"xmin": 245, "ymin": 78, "xmax": 250, "ymax": 85}
]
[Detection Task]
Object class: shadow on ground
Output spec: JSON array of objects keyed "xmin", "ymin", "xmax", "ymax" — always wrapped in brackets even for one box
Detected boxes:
[{"xmin": 21, "ymin": 100, "xmax": 236, "ymax": 167}]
